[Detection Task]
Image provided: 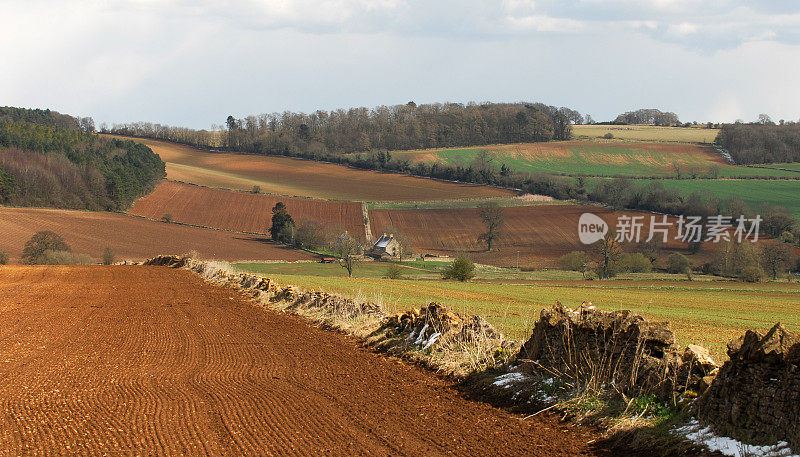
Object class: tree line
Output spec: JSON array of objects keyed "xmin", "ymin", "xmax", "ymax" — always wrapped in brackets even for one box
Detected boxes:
[
  {"xmin": 0, "ymin": 107, "xmax": 165, "ymax": 210},
  {"xmin": 109, "ymin": 101, "xmax": 579, "ymax": 153},
  {"xmin": 717, "ymin": 122, "xmax": 800, "ymax": 164}
]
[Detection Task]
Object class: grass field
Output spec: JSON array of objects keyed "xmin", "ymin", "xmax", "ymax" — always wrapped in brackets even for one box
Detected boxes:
[
  {"xmin": 572, "ymin": 124, "xmax": 719, "ymax": 143},
  {"xmin": 656, "ymin": 179, "xmax": 800, "ymax": 219},
  {"xmin": 392, "ymin": 141, "xmax": 728, "ymax": 177},
  {"xmin": 130, "ymin": 181, "xmax": 367, "ymax": 238},
  {"xmin": 236, "ymin": 270, "xmax": 800, "ymax": 360},
  {"xmin": 109, "ymin": 135, "xmax": 512, "ymax": 202}
]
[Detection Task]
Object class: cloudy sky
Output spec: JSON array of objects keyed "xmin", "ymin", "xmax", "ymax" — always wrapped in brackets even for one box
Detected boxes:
[{"xmin": 2, "ymin": 0, "xmax": 799, "ymax": 128}]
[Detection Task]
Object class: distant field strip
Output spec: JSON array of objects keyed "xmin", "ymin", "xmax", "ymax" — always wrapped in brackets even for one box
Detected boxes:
[
  {"xmin": 392, "ymin": 141, "xmax": 730, "ymax": 177},
  {"xmin": 109, "ymin": 135, "xmax": 512, "ymax": 201},
  {"xmin": 0, "ymin": 206, "xmax": 314, "ymax": 263},
  {"xmin": 250, "ymin": 272, "xmax": 800, "ymax": 360},
  {"xmin": 130, "ymin": 181, "xmax": 366, "ymax": 239},
  {"xmin": 572, "ymin": 124, "xmax": 720, "ymax": 143}
]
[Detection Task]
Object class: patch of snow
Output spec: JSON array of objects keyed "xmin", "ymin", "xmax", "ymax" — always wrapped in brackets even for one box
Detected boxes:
[
  {"xmin": 493, "ymin": 372, "xmax": 529, "ymax": 388},
  {"xmin": 413, "ymin": 324, "xmax": 429, "ymax": 346},
  {"xmin": 674, "ymin": 419, "xmax": 797, "ymax": 457},
  {"xmin": 422, "ymin": 332, "xmax": 441, "ymax": 350}
]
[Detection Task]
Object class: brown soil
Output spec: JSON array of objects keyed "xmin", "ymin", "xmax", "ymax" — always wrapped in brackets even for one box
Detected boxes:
[
  {"xmin": 129, "ymin": 181, "xmax": 366, "ymax": 239},
  {"xmin": 0, "ymin": 206, "xmax": 315, "ymax": 264},
  {"xmin": 109, "ymin": 135, "xmax": 513, "ymax": 201},
  {"xmin": 370, "ymin": 205, "xmax": 715, "ymax": 268},
  {"xmin": 0, "ymin": 265, "xmax": 624, "ymax": 456}
]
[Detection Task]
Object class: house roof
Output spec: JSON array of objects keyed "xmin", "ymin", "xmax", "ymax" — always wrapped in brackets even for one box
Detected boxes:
[{"xmin": 373, "ymin": 234, "xmax": 393, "ymax": 249}]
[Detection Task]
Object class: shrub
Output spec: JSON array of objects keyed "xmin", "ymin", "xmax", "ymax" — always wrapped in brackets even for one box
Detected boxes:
[
  {"xmin": 161, "ymin": 213, "xmax": 173, "ymax": 223},
  {"xmin": 620, "ymin": 252, "xmax": 652, "ymax": 273},
  {"xmin": 667, "ymin": 253, "xmax": 690, "ymax": 274},
  {"xmin": 102, "ymin": 246, "xmax": 115, "ymax": 265},
  {"xmin": 603, "ymin": 132, "xmax": 614, "ymax": 139},
  {"xmin": 40, "ymin": 250, "xmax": 95, "ymax": 265},
  {"xmin": 251, "ymin": 185, "xmax": 261, "ymax": 194},
  {"xmin": 0, "ymin": 251, "xmax": 8, "ymax": 265},
  {"xmin": 383, "ymin": 263, "xmax": 404, "ymax": 279},
  {"xmin": 21, "ymin": 231, "xmax": 70, "ymax": 265},
  {"xmin": 559, "ymin": 251, "xmax": 590, "ymax": 271},
  {"xmin": 739, "ymin": 265, "xmax": 763, "ymax": 283},
  {"xmin": 442, "ymin": 254, "xmax": 475, "ymax": 282}
]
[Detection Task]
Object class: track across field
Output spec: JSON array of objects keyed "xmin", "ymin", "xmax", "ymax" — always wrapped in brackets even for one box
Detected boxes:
[
  {"xmin": 0, "ymin": 265, "xmax": 617, "ymax": 455},
  {"xmin": 109, "ymin": 135, "xmax": 513, "ymax": 201},
  {"xmin": 130, "ymin": 181, "xmax": 366, "ymax": 238},
  {"xmin": 0, "ymin": 206, "xmax": 314, "ymax": 263}
]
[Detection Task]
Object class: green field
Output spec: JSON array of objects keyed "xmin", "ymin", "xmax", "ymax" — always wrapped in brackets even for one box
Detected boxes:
[
  {"xmin": 657, "ymin": 179, "xmax": 800, "ymax": 219},
  {"xmin": 572, "ymin": 124, "xmax": 719, "ymax": 143},
  {"xmin": 233, "ymin": 267, "xmax": 800, "ymax": 361}
]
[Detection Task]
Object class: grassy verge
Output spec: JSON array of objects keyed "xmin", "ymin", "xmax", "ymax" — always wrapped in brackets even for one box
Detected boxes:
[{"xmin": 232, "ymin": 266, "xmax": 800, "ymax": 361}]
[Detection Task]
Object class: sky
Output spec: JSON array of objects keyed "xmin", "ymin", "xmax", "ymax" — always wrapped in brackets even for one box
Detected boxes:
[{"xmin": 1, "ymin": 0, "xmax": 799, "ymax": 129}]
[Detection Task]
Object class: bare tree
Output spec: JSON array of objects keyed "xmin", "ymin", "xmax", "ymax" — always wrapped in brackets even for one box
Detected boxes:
[
  {"xmin": 382, "ymin": 226, "xmax": 412, "ymax": 260},
  {"xmin": 332, "ymin": 232, "xmax": 362, "ymax": 277},
  {"xmin": 477, "ymin": 202, "xmax": 505, "ymax": 251},
  {"xmin": 595, "ymin": 232, "xmax": 622, "ymax": 279}
]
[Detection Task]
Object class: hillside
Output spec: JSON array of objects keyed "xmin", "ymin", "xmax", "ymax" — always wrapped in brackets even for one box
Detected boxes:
[
  {"xmin": 0, "ymin": 206, "xmax": 314, "ymax": 263},
  {"xmin": 111, "ymin": 135, "xmax": 512, "ymax": 201},
  {"xmin": 129, "ymin": 181, "xmax": 366, "ymax": 238},
  {"xmin": 0, "ymin": 107, "xmax": 165, "ymax": 210}
]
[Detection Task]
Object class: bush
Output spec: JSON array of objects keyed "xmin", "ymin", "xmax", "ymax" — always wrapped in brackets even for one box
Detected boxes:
[
  {"xmin": 102, "ymin": 246, "xmax": 115, "ymax": 265},
  {"xmin": 21, "ymin": 231, "xmax": 70, "ymax": 265},
  {"xmin": 0, "ymin": 251, "xmax": 7, "ymax": 265},
  {"xmin": 559, "ymin": 251, "xmax": 590, "ymax": 271},
  {"xmin": 39, "ymin": 250, "xmax": 96, "ymax": 265},
  {"xmin": 620, "ymin": 252, "xmax": 652, "ymax": 273},
  {"xmin": 251, "ymin": 185, "xmax": 261, "ymax": 194},
  {"xmin": 161, "ymin": 213, "xmax": 173, "ymax": 223},
  {"xmin": 667, "ymin": 253, "xmax": 690, "ymax": 274},
  {"xmin": 739, "ymin": 265, "xmax": 763, "ymax": 283},
  {"xmin": 603, "ymin": 132, "xmax": 614, "ymax": 139},
  {"xmin": 383, "ymin": 263, "xmax": 404, "ymax": 279},
  {"xmin": 442, "ymin": 254, "xmax": 475, "ymax": 282}
]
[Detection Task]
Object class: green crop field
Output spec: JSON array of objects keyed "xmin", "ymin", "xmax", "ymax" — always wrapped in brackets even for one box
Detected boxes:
[
  {"xmin": 572, "ymin": 124, "xmax": 719, "ymax": 143},
  {"xmin": 232, "ymin": 268, "xmax": 800, "ymax": 361},
  {"xmin": 656, "ymin": 179, "xmax": 800, "ymax": 219}
]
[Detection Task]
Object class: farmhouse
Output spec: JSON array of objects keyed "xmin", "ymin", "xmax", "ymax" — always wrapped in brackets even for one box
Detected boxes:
[{"xmin": 368, "ymin": 233, "xmax": 399, "ymax": 259}]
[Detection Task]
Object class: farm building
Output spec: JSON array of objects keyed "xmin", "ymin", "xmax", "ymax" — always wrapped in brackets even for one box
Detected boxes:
[{"xmin": 368, "ymin": 234, "xmax": 399, "ymax": 259}]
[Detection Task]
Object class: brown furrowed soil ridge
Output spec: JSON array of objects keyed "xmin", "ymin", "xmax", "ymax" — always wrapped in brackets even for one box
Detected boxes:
[
  {"xmin": 129, "ymin": 180, "xmax": 366, "ymax": 238},
  {"xmin": 0, "ymin": 206, "xmax": 315, "ymax": 264},
  {"xmin": 109, "ymin": 135, "xmax": 513, "ymax": 201},
  {"xmin": 0, "ymin": 264, "xmax": 623, "ymax": 456}
]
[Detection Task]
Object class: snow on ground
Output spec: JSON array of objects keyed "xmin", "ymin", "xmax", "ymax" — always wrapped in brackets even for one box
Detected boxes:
[
  {"xmin": 674, "ymin": 420, "xmax": 797, "ymax": 457},
  {"xmin": 493, "ymin": 372, "xmax": 529, "ymax": 388}
]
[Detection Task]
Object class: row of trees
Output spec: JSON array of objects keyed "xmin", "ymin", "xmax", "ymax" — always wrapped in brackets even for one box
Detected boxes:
[
  {"xmin": 110, "ymin": 101, "xmax": 579, "ymax": 154},
  {"xmin": 0, "ymin": 108, "xmax": 165, "ymax": 210},
  {"xmin": 717, "ymin": 122, "xmax": 800, "ymax": 164},
  {"xmin": 612, "ymin": 109, "xmax": 681, "ymax": 126},
  {"xmin": 560, "ymin": 233, "xmax": 799, "ymax": 282}
]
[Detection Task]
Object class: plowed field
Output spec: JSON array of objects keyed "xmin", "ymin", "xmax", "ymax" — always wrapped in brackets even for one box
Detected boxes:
[
  {"xmin": 130, "ymin": 181, "xmax": 366, "ymax": 238},
  {"xmin": 0, "ymin": 265, "xmax": 619, "ymax": 456},
  {"xmin": 370, "ymin": 205, "xmax": 702, "ymax": 268},
  {"xmin": 0, "ymin": 207, "xmax": 314, "ymax": 263},
  {"xmin": 109, "ymin": 135, "xmax": 512, "ymax": 201}
]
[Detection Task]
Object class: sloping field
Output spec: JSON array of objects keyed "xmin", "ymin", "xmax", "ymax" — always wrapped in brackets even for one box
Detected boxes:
[
  {"xmin": 130, "ymin": 181, "xmax": 366, "ymax": 238},
  {"xmin": 572, "ymin": 124, "xmax": 719, "ymax": 143},
  {"xmin": 0, "ymin": 265, "xmax": 611, "ymax": 455},
  {"xmin": 0, "ymin": 207, "xmax": 314, "ymax": 263},
  {"xmin": 251, "ymin": 272, "xmax": 800, "ymax": 360},
  {"xmin": 391, "ymin": 141, "xmax": 727, "ymax": 177},
  {"xmin": 370, "ymin": 205, "xmax": 705, "ymax": 268},
  {"xmin": 108, "ymin": 135, "xmax": 512, "ymax": 201}
]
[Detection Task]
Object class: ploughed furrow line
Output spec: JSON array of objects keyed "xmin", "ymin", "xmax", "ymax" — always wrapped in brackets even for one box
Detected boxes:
[{"xmin": 0, "ymin": 265, "xmax": 615, "ymax": 456}]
